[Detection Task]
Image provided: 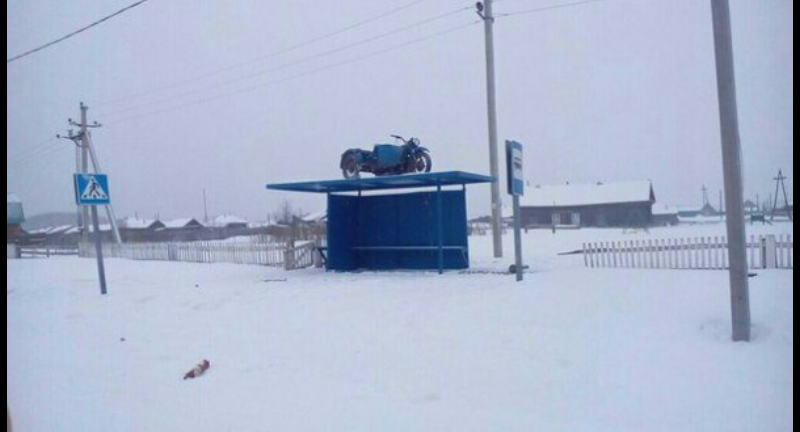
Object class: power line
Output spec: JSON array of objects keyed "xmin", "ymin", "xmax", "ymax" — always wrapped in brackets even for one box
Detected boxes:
[
  {"xmin": 7, "ymin": 136, "xmax": 59, "ymax": 162},
  {"xmin": 100, "ymin": 6, "xmax": 471, "ymax": 117},
  {"xmin": 496, "ymin": 0, "xmax": 612, "ymax": 17},
  {"xmin": 7, "ymin": 142, "xmax": 71, "ymax": 171},
  {"xmin": 8, "ymin": 142, "xmax": 66, "ymax": 167},
  {"xmin": 96, "ymin": 0, "xmax": 436, "ymax": 107},
  {"xmin": 7, "ymin": 0, "xmax": 152, "ymax": 64},
  {"xmin": 7, "ymin": 137, "xmax": 72, "ymax": 166},
  {"xmin": 105, "ymin": 20, "xmax": 480, "ymax": 126}
]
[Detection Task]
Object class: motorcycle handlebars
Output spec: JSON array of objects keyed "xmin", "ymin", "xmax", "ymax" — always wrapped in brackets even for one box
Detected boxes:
[{"xmin": 391, "ymin": 135, "xmax": 420, "ymax": 146}]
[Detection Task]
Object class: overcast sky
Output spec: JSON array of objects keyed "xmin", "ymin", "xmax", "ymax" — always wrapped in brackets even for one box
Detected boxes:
[{"xmin": 7, "ymin": 0, "xmax": 794, "ymax": 221}]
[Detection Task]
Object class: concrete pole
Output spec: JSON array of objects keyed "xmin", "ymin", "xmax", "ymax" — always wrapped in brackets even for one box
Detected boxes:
[
  {"xmin": 71, "ymin": 130, "xmax": 83, "ymax": 233},
  {"xmin": 482, "ymin": 0, "xmax": 504, "ymax": 258},
  {"xmin": 80, "ymin": 103, "xmax": 91, "ymax": 245},
  {"xmin": 91, "ymin": 205, "xmax": 108, "ymax": 295},
  {"xmin": 85, "ymin": 133, "xmax": 123, "ymax": 244},
  {"xmin": 204, "ymin": 189, "xmax": 210, "ymax": 225},
  {"xmin": 710, "ymin": 0, "xmax": 751, "ymax": 342}
]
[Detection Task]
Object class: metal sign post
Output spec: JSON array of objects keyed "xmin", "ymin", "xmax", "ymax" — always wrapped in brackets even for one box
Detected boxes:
[
  {"xmin": 74, "ymin": 173, "xmax": 110, "ymax": 295},
  {"xmin": 506, "ymin": 140, "xmax": 525, "ymax": 282}
]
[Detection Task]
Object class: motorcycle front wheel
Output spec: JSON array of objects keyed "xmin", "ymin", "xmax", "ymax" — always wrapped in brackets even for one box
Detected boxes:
[{"xmin": 413, "ymin": 153, "xmax": 432, "ymax": 174}]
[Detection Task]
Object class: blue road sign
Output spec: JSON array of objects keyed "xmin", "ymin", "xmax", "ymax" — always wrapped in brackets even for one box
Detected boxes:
[
  {"xmin": 74, "ymin": 173, "xmax": 111, "ymax": 205},
  {"xmin": 506, "ymin": 140, "xmax": 524, "ymax": 197}
]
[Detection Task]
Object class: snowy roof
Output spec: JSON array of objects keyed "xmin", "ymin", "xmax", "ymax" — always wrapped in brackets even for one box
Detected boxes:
[
  {"xmin": 7, "ymin": 194, "xmax": 21, "ymax": 204},
  {"xmin": 64, "ymin": 224, "xmax": 111, "ymax": 234},
  {"xmin": 521, "ymin": 181, "xmax": 654, "ymax": 208},
  {"xmin": 65, "ymin": 226, "xmax": 80, "ymax": 235},
  {"xmin": 163, "ymin": 218, "xmax": 203, "ymax": 229},
  {"xmin": 120, "ymin": 217, "xmax": 160, "ymax": 230},
  {"xmin": 30, "ymin": 225, "xmax": 75, "ymax": 235},
  {"xmin": 89, "ymin": 224, "xmax": 112, "ymax": 233},
  {"xmin": 652, "ymin": 203, "xmax": 679, "ymax": 216},
  {"xmin": 212, "ymin": 214, "xmax": 248, "ymax": 227},
  {"xmin": 301, "ymin": 211, "xmax": 327, "ymax": 223}
]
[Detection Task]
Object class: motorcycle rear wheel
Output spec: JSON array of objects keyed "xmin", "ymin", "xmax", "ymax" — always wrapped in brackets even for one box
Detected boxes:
[{"xmin": 342, "ymin": 155, "xmax": 361, "ymax": 179}]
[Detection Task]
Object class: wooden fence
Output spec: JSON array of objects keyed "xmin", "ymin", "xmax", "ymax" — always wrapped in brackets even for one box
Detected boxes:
[
  {"xmin": 283, "ymin": 241, "xmax": 319, "ymax": 270},
  {"xmin": 584, "ymin": 234, "xmax": 792, "ymax": 270},
  {"xmin": 19, "ymin": 246, "xmax": 79, "ymax": 258},
  {"xmin": 79, "ymin": 241, "xmax": 287, "ymax": 267},
  {"xmin": 78, "ymin": 238, "xmax": 328, "ymax": 270}
]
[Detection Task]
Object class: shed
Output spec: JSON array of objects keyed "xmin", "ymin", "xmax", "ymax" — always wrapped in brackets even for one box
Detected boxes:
[
  {"xmin": 7, "ymin": 194, "xmax": 25, "ymax": 243},
  {"xmin": 652, "ymin": 203, "xmax": 680, "ymax": 227},
  {"xmin": 162, "ymin": 218, "xmax": 204, "ymax": 230},
  {"xmin": 268, "ymin": 172, "xmax": 494, "ymax": 273},
  {"xmin": 520, "ymin": 181, "xmax": 656, "ymax": 228},
  {"xmin": 212, "ymin": 215, "xmax": 249, "ymax": 230}
]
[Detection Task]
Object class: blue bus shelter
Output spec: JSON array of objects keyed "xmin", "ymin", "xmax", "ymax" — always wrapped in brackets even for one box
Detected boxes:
[{"xmin": 267, "ymin": 171, "xmax": 494, "ymax": 273}]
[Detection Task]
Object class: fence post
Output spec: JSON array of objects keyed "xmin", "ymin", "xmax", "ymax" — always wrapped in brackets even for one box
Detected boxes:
[
  {"xmin": 763, "ymin": 235, "xmax": 777, "ymax": 269},
  {"xmin": 583, "ymin": 243, "xmax": 589, "ymax": 268}
]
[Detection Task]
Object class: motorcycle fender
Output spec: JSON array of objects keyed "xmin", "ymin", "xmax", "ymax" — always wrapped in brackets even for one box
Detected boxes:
[{"xmin": 340, "ymin": 150, "xmax": 362, "ymax": 169}]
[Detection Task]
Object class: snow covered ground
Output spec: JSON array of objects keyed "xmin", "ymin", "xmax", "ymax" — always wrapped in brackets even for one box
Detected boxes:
[{"xmin": 7, "ymin": 223, "xmax": 793, "ymax": 432}]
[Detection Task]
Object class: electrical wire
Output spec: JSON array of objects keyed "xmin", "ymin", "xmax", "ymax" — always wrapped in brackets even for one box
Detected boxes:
[
  {"xmin": 7, "ymin": 142, "xmax": 71, "ymax": 171},
  {"xmin": 104, "ymin": 20, "xmax": 481, "ymax": 126},
  {"xmin": 7, "ymin": 0, "xmax": 152, "ymax": 64},
  {"xmin": 95, "ymin": 0, "xmax": 437, "ymax": 107},
  {"xmin": 100, "ymin": 6, "xmax": 471, "ymax": 117},
  {"xmin": 7, "ymin": 137, "xmax": 72, "ymax": 167},
  {"xmin": 495, "ymin": 0, "xmax": 611, "ymax": 17}
]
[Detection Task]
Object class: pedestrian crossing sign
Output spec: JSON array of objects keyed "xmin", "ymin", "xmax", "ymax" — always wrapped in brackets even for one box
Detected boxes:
[{"xmin": 74, "ymin": 173, "xmax": 111, "ymax": 205}]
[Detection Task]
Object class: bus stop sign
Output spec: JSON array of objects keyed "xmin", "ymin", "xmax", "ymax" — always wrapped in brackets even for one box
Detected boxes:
[{"xmin": 506, "ymin": 140, "xmax": 524, "ymax": 197}]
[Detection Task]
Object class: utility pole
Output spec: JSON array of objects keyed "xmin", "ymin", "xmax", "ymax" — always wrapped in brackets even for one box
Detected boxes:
[
  {"xmin": 711, "ymin": 0, "xmax": 751, "ymax": 342},
  {"xmin": 203, "ymin": 189, "xmax": 209, "ymax": 224},
  {"xmin": 770, "ymin": 170, "xmax": 791, "ymax": 222},
  {"xmin": 69, "ymin": 103, "xmax": 123, "ymax": 244},
  {"xmin": 478, "ymin": 0, "xmax": 503, "ymax": 258},
  {"xmin": 60, "ymin": 129, "xmax": 84, "ymax": 233},
  {"xmin": 79, "ymin": 104, "xmax": 91, "ymax": 244},
  {"xmin": 85, "ymin": 132, "xmax": 123, "ymax": 243}
]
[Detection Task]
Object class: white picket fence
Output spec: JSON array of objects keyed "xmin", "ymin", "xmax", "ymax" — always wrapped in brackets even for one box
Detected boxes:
[
  {"xmin": 79, "ymin": 241, "xmax": 287, "ymax": 267},
  {"xmin": 20, "ymin": 246, "xmax": 79, "ymax": 258},
  {"xmin": 584, "ymin": 234, "xmax": 792, "ymax": 270}
]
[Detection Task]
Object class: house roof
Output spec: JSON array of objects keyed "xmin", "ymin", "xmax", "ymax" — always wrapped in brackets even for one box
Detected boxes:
[
  {"xmin": 7, "ymin": 194, "xmax": 21, "ymax": 204},
  {"xmin": 29, "ymin": 225, "xmax": 74, "ymax": 235},
  {"xmin": 212, "ymin": 215, "xmax": 248, "ymax": 227},
  {"xmin": 301, "ymin": 211, "xmax": 327, "ymax": 223},
  {"xmin": 65, "ymin": 224, "xmax": 111, "ymax": 234},
  {"xmin": 652, "ymin": 203, "xmax": 679, "ymax": 216},
  {"xmin": 163, "ymin": 218, "xmax": 203, "ymax": 229},
  {"xmin": 120, "ymin": 217, "xmax": 160, "ymax": 230},
  {"xmin": 521, "ymin": 181, "xmax": 655, "ymax": 208}
]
